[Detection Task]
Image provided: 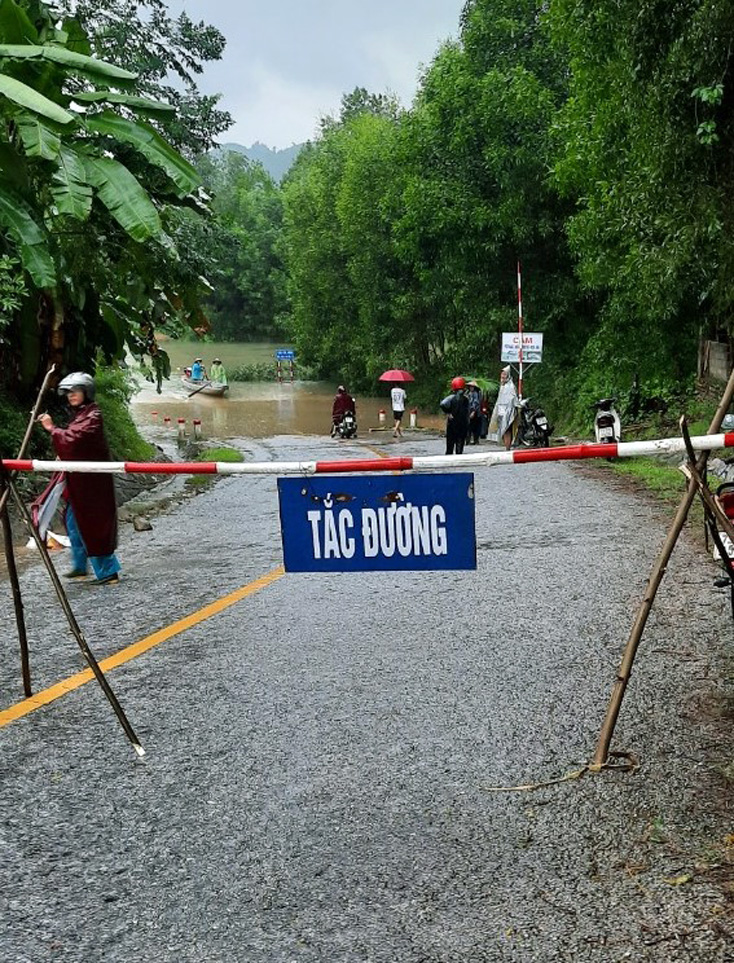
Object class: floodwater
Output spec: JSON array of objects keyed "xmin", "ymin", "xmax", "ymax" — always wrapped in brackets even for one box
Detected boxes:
[{"xmin": 131, "ymin": 340, "xmax": 443, "ymax": 440}]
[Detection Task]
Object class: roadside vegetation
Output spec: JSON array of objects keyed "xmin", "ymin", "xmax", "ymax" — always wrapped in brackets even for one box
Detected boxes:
[{"xmin": 186, "ymin": 445, "xmax": 243, "ymax": 490}]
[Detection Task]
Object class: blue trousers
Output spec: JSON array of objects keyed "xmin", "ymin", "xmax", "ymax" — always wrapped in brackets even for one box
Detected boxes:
[{"xmin": 66, "ymin": 504, "xmax": 121, "ymax": 580}]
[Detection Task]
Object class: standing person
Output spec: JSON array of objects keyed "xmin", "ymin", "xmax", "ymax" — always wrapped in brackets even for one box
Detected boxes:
[
  {"xmin": 466, "ymin": 381, "xmax": 482, "ymax": 445},
  {"xmin": 442, "ymin": 377, "xmax": 470, "ymax": 455},
  {"xmin": 489, "ymin": 365, "xmax": 518, "ymax": 450},
  {"xmin": 390, "ymin": 382, "xmax": 407, "ymax": 438},
  {"xmin": 190, "ymin": 358, "xmax": 205, "ymax": 381},
  {"xmin": 37, "ymin": 372, "xmax": 121, "ymax": 585},
  {"xmin": 210, "ymin": 358, "xmax": 228, "ymax": 386}
]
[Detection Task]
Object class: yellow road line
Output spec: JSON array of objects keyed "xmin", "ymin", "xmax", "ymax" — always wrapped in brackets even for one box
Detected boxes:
[{"xmin": 0, "ymin": 565, "xmax": 285, "ymax": 729}]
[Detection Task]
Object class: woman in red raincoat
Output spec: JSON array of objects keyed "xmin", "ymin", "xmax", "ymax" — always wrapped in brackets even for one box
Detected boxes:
[{"xmin": 38, "ymin": 372, "xmax": 121, "ymax": 585}]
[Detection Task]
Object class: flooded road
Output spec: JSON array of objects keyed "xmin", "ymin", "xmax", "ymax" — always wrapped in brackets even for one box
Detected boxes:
[
  {"xmin": 132, "ymin": 376, "xmax": 444, "ymax": 441},
  {"xmin": 133, "ymin": 339, "xmax": 444, "ymax": 440}
]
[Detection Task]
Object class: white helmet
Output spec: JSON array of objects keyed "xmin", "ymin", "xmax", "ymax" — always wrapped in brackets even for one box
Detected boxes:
[{"xmin": 58, "ymin": 371, "xmax": 96, "ymax": 401}]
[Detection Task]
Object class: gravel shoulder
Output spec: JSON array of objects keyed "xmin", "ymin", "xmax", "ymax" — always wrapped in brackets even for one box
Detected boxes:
[{"xmin": 1, "ymin": 433, "xmax": 733, "ymax": 962}]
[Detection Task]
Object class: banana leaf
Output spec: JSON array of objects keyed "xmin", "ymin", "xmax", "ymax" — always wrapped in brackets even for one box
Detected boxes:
[
  {"xmin": 457, "ymin": 376, "xmax": 499, "ymax": 394},
  {"xmin": 85, "ymin": 112, "xmax": 200, "ymax": 195},
  {"xmin": 16, "ymin": 116, "xmax": 61, "ymax": 159},
  {"xmin": 0, "ymin": 44, "xmax": 137, "ymax": 84},
  {"xmin": 51, "ymin": 146, "xmax": 93, "ymax": 219},
  {"xmin": 83, "ymin": 155, "xmax": 161, "ymax": 242},
  {"xmin": 0, "ymin": 185, "xmax": 55, "ymax": 286},
  {"xmin": 74, "ymin": 91, "xmax": 175, "ymax": 119},
  {"xmin": 0, "ymin": 0, "xmax": 39, "ymax": 45},
  {"xmin": 0, "ymin": 73, "xmax": 74, "ymax": 124}
]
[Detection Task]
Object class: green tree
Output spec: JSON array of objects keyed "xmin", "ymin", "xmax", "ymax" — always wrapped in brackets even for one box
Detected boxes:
[
  {"xmin": 55, "ymin": 0, "xmax": 232, "ymax": 155},
  {"xmin": 549, "ymin": 0, "xmax": 734, "ymax": 398},
  {"xmin": 195, "ymin": 151, "xmax": 288, "ymax": 341},
  {"xmin": 0, "ymin": 0, "xmax": 203, "ymax": 394}
]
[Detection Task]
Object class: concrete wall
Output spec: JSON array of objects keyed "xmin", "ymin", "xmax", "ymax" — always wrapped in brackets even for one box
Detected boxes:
[{"xmin": 699, "ymin": 340, "xmax": 731, "ymax": 383}]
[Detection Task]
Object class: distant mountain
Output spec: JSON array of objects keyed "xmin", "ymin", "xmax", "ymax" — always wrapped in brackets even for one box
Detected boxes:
[{"xmin": 217, "ymin": 141, "xmax": 304, "ymax": 182}]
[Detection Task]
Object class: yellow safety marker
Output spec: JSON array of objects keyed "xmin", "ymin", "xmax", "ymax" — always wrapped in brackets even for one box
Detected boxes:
[{"xmin": 0, "ymin": 565, "xmax": 285, "ymax": 729}]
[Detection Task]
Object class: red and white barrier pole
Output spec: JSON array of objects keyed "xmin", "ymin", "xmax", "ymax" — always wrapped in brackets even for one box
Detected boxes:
[
  {"xmin": 517, "ymin": 260, "xmax": 524, "ymax": 400},
  {"xmin": 4, "ymin": 434, "xmax": 734, "ymax": 477}
]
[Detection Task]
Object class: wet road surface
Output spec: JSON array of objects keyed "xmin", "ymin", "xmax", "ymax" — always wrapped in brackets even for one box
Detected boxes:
[{"xmin": 1, "ymin": 432, "xmax": 732, "ymax": 961}]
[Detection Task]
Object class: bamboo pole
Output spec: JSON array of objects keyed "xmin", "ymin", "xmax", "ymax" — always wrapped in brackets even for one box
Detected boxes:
[
  {"xmin": 0, "ymin": 366, "xmax": 57, "ymax": 696},
  {"xmin": 5, "ymin": 474, "xmax": 145, "ymax": 758},
  {"xmin": 0, "ymin": 471, "xmax": 31, "ymax": 696},
  {"xmin": 591, "ymin": 368, "xmax": 734, "ymax": 768},
  {"xmin": 0, "ymin": 365, "xmax": 56, "ymax": 517}
]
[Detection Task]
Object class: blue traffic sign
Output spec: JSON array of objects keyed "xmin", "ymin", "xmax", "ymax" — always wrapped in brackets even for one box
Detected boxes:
[
  {"xmin": 277, "ymin": 473, "xmax": 476, "ymax": 572},
  {"xmin": 275, "ymin": 349, "xmax": 296, "ymax": 361}
]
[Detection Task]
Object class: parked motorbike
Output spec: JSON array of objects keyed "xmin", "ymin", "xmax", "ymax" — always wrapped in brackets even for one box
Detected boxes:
[
  {"xmin": 592, "ymin": 398, "xmax": 621, "ymax": 444},
  {"xmin": 515, "ymin": 398, "xmax": 553, "ymax": 448},
  {"xmin": 332, "ymin": 410, "xmax": 357, "ymax": 439}
]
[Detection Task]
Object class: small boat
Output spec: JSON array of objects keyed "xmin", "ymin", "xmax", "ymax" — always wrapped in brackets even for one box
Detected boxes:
[{"xmin": 181, "ymin": 376, "xmax": 228, "ymax": 397}]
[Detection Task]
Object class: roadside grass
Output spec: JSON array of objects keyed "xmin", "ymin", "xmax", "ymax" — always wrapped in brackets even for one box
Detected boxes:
[
  {"xmin": 610, "ymin": 458, "xmax": 688, "ymax": 506},
  {"xmin": 185, "ymin": 445, "xmax": 243, "ymax": 489}
]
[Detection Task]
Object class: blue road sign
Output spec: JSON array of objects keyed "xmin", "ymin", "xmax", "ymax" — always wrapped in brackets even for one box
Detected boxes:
[
  {"xmin": 278, "ymin": 473, "xmax": 476, "ymax": 572},
  {"xmin": 275, "ymin": 349, "xmax": 296, "ymax": 361}
]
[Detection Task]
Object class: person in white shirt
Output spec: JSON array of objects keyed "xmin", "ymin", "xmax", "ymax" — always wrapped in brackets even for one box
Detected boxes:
[{"xmin": 390, "ymin": 384, "xmax": 406, "ymax": 437}]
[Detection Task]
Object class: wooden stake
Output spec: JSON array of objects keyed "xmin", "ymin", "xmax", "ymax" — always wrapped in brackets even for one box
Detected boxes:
[
  {"xmin": 0, "ymin": 365, "xmax": 57, "ymax": 696},
  {"xmin": 591, "ymin": 367, "xmax": 734, "ymax": 768},
  {"xmin": 5, "ymin": 475, "xmax": 145, "ymax": 757},
  {"xmin": 0, "ymin": 473, "xmax": 31, "ymax": 696}
]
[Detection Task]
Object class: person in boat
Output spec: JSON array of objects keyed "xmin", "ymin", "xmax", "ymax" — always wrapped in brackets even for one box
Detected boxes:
[
  {"xmin": 210, "ymin": 358, "xmax": 228, "ymax": 386},
  {"xmin": 37, "ymin": 371, "xmax": 121, "ymax": 585},
  {"xmin": 331, "ymin": 385, "xmax": 356, "ymax": 435},
  {"xmin": 190, "ymin": 358, "xmax": 206, "ymax": 381}
]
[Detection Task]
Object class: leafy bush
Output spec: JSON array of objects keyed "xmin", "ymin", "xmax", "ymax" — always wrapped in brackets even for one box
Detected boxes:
[
  {"xmin": 0, "ymin": 391, "xmax": 29, "ymax": 458},
  {"xmin": 229, "ymin": 361, "xmax": 319, "ymax": 382},
  {"xmin": 94, "ymin": 365, "xmax": 154, "ymax": 461}
]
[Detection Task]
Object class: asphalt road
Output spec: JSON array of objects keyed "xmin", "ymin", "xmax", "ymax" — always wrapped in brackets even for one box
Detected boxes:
[{"xmin": 1, "ymin": 433, "xmax": 732, "ymax": 962}]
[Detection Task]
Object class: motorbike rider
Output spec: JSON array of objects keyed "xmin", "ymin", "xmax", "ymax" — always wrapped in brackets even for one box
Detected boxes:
[{"xmin": 331, "ymin": 385, "xmax": 356, "ymax": 436}]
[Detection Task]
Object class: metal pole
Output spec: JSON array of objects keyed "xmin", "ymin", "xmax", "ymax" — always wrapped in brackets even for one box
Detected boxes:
[
  {"xmin": 5, "ymin": 475, "xmax": 145, "ymax": 758},
  {"xmin": 517, "ymin": 260, "xmax": 524, "ymax": 400},
  {"xmin": 591, "ymin": 365, "xmax": 734, "ymax": 768}
]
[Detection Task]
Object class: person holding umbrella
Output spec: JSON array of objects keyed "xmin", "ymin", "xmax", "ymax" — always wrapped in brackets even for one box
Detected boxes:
[
  {"xmin": 390, "ymin": 382, "xmax": 407, "ymax": 437},
  {"xmin": 378, "ymin": 369, "xmax": 414, "ymax": 438}
]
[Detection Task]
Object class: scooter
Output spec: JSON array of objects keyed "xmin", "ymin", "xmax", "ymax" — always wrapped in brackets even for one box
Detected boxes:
[
  {"xmin": 592, "ymin": 398, "xmax": 621, "ymax": 444},
  {"xmin": 332, "ymin": 410, "xmax": 357, "ymax": 439},
  {"xmin": 515, "ymin": 398, "xmax": 553, "ymax": 448}
]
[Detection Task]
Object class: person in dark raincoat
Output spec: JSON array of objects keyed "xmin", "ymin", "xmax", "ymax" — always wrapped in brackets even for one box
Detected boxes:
[
  {"xmin": 442, "ymin": 377, "xmax": 470, "ymax": 455},
  {"xmin": 331, "ymin": 385, "xmax": 356, "ymax": 435},
  {"xmin": 38, "ymin": 372, "xmax": 121, "ymax": 585}
]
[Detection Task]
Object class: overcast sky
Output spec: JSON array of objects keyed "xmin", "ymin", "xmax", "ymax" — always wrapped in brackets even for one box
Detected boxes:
[{"xmin": 169, "ymin": 1, "xmax": 465, "ymax": 149}]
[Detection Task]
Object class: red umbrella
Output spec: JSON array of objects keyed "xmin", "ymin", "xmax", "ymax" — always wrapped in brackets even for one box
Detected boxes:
[{"xmin": 378, "ymin": 368, "xmax": 414, "ymax": 382}]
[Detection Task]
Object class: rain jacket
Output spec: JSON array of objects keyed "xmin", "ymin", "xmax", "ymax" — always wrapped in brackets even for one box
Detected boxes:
[{"xmin": 50, "ymin": 403, "xmax": 117, "ymax": 556}]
